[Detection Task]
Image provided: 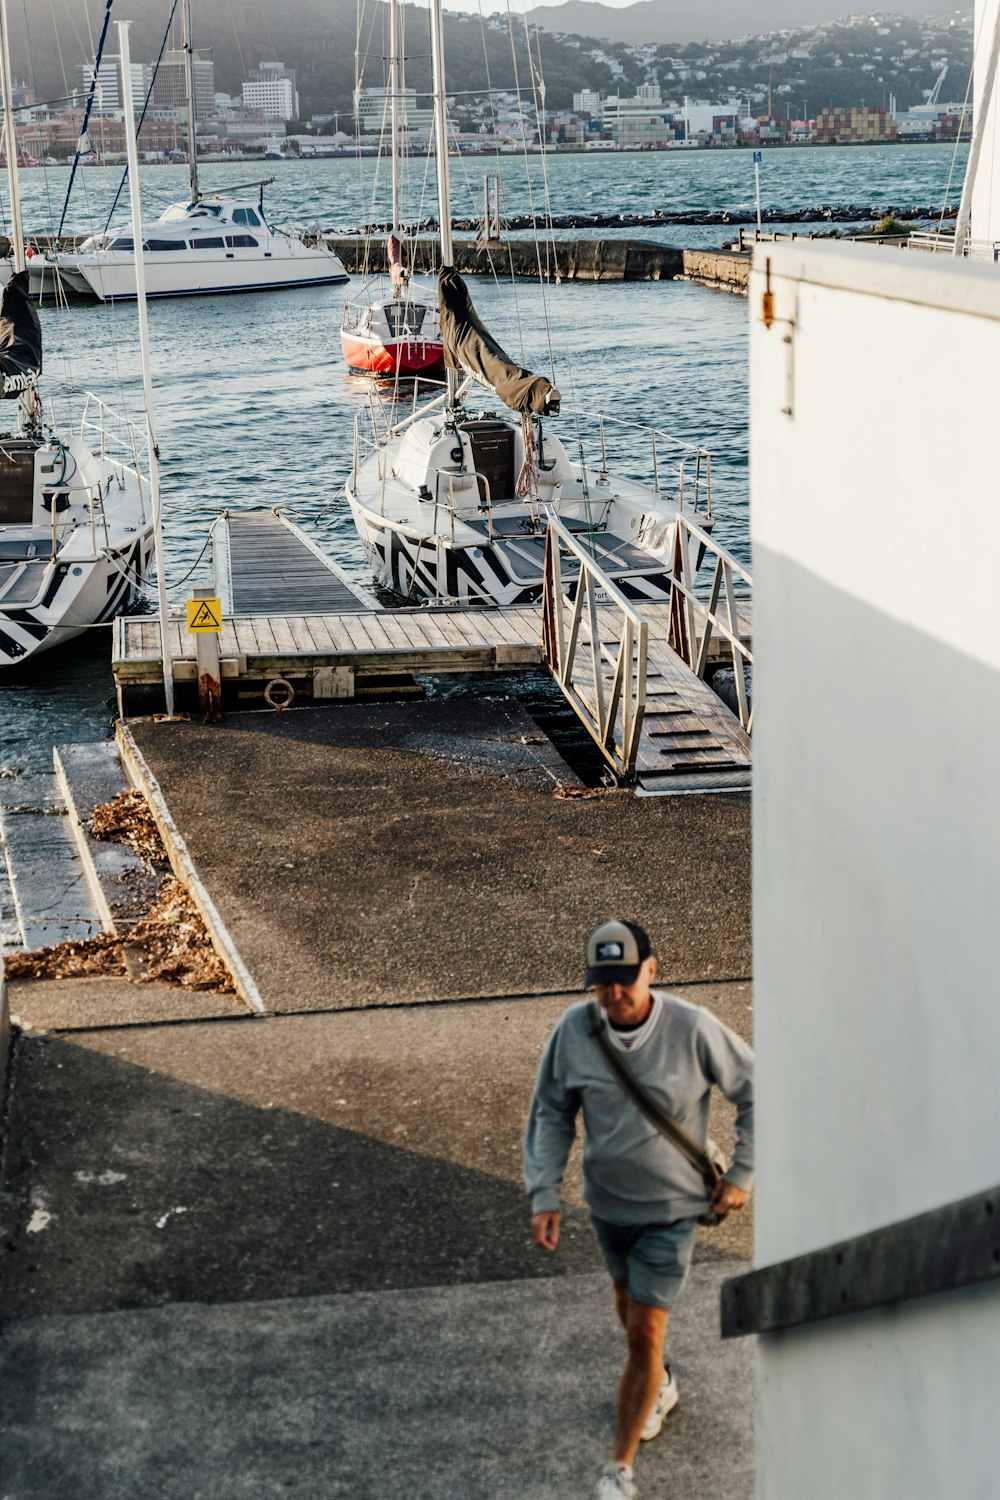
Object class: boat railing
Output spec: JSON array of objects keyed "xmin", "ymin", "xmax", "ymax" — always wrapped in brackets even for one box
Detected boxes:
[
  {"xmin": 79, "ymin": 394, "xmax": 149, "ymax": 508},
  {"xmin": 668, "ymin": 512, "xmax": 753, "ymax": 733},
  {"xmin": 561, "ymin": 406, "xmax": 712, "ymax": 519},
  {"xmin": 542, "ymin": 511, "xmax": 649, "ymax": 780},
  {"xmin": 354, "ymin": 396, "xmax": 712, "ymax": 523},
  {"xmin": 908, "ymin": 231, "xmax": 1000, "ymax": 263},
  {"xmin": 436, "ymin": 469, "xmax": 494, "ymax": 543},
  {"xmin": 907, "ymin": 231, "xmax": 958, "ymax": 254}
]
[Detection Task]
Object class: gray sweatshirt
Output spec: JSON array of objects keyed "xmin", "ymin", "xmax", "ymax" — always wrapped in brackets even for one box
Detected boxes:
[{"xmin": 523, "ymin": 991, "xmax": 754, "ymax": 1225}]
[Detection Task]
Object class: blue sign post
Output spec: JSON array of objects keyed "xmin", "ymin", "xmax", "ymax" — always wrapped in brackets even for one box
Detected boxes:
[{"xmin": 752, "ymin": 150, "xmax": 763, "ymax": 235}]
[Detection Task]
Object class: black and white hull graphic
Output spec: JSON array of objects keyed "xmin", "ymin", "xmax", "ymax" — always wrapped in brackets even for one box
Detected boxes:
[
  {"xmin": 352, "ymin": 505, "xmax": 676, "ymax": 608},
  {"xmin": 0, "ymin": 529, "xmax": 154, "ymax": 665}
]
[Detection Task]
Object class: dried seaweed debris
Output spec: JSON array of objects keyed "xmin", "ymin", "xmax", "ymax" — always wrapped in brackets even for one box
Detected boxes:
[{"xmin": 6, "ymin": 788, "xmax": 235, "ymax": 994}]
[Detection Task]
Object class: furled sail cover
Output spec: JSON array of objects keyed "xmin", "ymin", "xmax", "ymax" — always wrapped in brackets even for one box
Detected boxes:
[
  {"xmin": 0, "ymin": 272, "xmax": 42, "ymax": 399},
  {"xmin": 439, "ymin": 267, "xmax": 559, "ymax": 416}
]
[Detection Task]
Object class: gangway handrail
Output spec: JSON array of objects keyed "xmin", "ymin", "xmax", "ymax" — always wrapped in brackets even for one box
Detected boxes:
[
  {"xmin": 542, "ymin": 511, "xmax": 648, "ymax": 779},
  {"xmin": 668, "ymin": 512, "xmax": 753, "ymax": 733}
]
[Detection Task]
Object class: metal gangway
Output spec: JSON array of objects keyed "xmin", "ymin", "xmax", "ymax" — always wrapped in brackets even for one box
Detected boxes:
[{"xmin": 541, "ymin": 513, "xmax": 752, "ymax": 794}]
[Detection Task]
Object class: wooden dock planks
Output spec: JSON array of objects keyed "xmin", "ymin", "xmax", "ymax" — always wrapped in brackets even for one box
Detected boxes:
[
  {"xmin": 220, "ymin": 511, "xmax": 375, "ymax": 616},
  {"xmin": 114, "ymin": 594, "xmax": 751, "ymax": 793}
]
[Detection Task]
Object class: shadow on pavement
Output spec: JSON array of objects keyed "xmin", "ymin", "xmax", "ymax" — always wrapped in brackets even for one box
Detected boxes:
[{"xmin": 0, "ymin": 1033, "xmax": 601, "ymax": 1322}]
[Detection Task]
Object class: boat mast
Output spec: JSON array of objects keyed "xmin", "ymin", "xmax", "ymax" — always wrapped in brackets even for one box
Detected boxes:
[
  {"xmin": 0, "ymin": 0, "xmax": 25, "ymax": 275},
  {"xmin": 954, "ymin": 2, "xmax": 1000, "ymax": 255},
  {"xmin": 181, "ymin": 0, "xmax": 199, "ymax": 204},
  {"xmin": 429, "ymin": 0, "xmax": 457, "ymax": 410},
  {"xmin": 119, "ymin": 19, "xmax": 175, "ymax": 720},
  {"xmin": 389, "ymin": 0, "xmax": 401, "ymax": 248}
]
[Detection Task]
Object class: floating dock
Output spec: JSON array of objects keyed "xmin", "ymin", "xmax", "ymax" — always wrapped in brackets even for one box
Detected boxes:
[
  {"xmin": 114, "ymin": 505, "xmax": 752, "ymax": 793},
  {"xmin": 113, "ymin": 598, "xmax": 751, "ymax": 793},
  {"xmin": 213, "ymin": 510, "xmax": 374, "ymax": 616}
]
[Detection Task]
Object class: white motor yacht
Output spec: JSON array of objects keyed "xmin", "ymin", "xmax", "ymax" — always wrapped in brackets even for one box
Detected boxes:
[{"xmin": 50, "ymin": 190, "xmax": 349, "ymax": 302}]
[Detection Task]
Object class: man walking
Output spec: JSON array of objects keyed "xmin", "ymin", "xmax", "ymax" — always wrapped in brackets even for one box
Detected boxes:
[{"xmin": 524, "ymin": 920, "xmax": 754, "ymax": 1500}]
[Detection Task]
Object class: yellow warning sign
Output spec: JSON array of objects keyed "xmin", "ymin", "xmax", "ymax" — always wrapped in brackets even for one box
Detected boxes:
[{"xmin": 186, "ymin": 597, "xmax": 223, "ymax": 633}]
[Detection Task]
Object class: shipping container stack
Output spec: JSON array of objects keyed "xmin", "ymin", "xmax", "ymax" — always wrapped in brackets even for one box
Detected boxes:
[{"xmin": 813, "ymin": 105, "xmax": 897, "ymax": 144}]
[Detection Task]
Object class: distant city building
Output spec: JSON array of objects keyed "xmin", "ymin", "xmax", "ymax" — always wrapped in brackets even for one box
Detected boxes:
[
  {"xmin": 243, "ymin": 77, "xmax": 296, "ymax": 121},
  {"xmin": 813, "ymin": 105, "xmax": 896, "ymax": 144},
  {"xmin": 572, "ymin": 89, "xmax": 601, "ymax": 117},
  {"xmin": 356, "ymin": 86, "xmax": 433, "ymax": 136},
  {"xmin": 683, "ymin": 96, "xmax": 752, "ymax": 145},
  {"xmin": 150, "ymin": 50, "xmax": 215, "ymax": 121},
  {"xmin": 244, "ymin": 62, "xmax": 299, "ymax": 121},
  {"xmin": 601, "ymin": 83, "xmax": 675, "ymax": 144},
  {"xmin": 75, "ymin": 57, "xmax": 148, "ymax": 115}
]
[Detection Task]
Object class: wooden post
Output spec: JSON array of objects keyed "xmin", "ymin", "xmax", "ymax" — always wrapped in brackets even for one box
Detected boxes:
[{"xmin": 189, "ymin": 586, "xmax": 222, "ymax": 722}]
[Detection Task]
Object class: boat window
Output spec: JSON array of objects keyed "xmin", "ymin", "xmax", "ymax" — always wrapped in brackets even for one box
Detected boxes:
[
  {"xmin": 0, "ymin": 441, "xmax": 38, "ymax": 524},
  {"xmin": 383, "ymin": 303, "xmax": 427, "ymax": 338},
  {"xmin": 146, "ymin": 239, "xmax": 186, "ymax": 251},
  {"xmin": 190, "ymin": 237, "xmax": 226, "ymax": 249},
  {"xmin": 225, "ymin": 234, "xmax": 259, "ymax": 248},
  {"xmin": 232, "ymin": 208, "xmax": 262, "ymax": 227},
  {"xmin": 111, "ymin": 237, "xmax": 135, "ymax": 251}
]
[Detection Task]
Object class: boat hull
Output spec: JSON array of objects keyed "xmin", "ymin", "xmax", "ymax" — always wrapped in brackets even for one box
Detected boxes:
[
  {"xmin": 341, "ymin": 329, "xmax": 445, "ymax": 377},
  {"xmin": 347, "ymin": 497, "xmax": 685, "ymax": 608},
  {"xmin": 58, "ymin": 252, "xmax": 349, "ymax": 302},
  {"xmin": 0, "ymin": 527, "xmax": 155, "ymax": 666}
]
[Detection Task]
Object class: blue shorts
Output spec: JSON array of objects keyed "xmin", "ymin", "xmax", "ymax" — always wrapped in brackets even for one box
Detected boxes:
[{"xmin": 590, "ymin": 1215, "xmax": 698, "ymax": 1310}]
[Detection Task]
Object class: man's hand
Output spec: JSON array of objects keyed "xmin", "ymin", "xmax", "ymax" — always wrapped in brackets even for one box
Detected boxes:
[
  {"xmin": 531, "ymin": 1210, "xmax": 561, "ymax": 1251},
  {"xmin": 711, "ymin": 1180, "xmax": 751, "ymax": 1215}
]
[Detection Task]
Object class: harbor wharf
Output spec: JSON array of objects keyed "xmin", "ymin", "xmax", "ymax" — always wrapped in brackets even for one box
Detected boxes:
[
  {"xmin": 0, "ymin": 685, "xmax": 754, "ymax": 1497},
  {"xmin": 15, "ymin": 234, "xmax": 749, "ymax": 292},
  {"xmin": 332, "ymin": 234, "xmax": 751, "ymax": 291}
]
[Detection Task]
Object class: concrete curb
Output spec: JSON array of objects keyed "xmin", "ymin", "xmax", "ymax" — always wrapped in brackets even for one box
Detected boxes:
[
  {"xmin": 52, "ymin": 747, "xmax": 117, "ymax": 934},
  {"xmin": 115, "ymin": 723, "xmax": 266, "ymax": 1016}
]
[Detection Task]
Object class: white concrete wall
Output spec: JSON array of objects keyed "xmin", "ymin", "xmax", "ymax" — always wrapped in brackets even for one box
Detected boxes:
[
  {"xmin": 971, "ymin": 0, "xmax": 1000, "ymax": 245},
  {"xmin": 750, "ymin": 240, "xmax": 1000, "ymax": 1499}
]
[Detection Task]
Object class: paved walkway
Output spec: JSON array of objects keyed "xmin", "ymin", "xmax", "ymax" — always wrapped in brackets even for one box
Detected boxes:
[
  {"xmin": 1, "ymin": 697, "xmax": 754, "ymax": 1497},
  {"xmin": 126, "ymin": 701, "xmax": 752, "ymax": 1011},
  {"xmin": 1, "ymin": 989, "xmax": 754, "ymax": 1498}
]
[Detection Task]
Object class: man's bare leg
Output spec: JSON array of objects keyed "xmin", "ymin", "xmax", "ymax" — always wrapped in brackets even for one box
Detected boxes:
[{"xmin": 609, "ymin": 1289, "xmax": 670, "ymax": 1467}]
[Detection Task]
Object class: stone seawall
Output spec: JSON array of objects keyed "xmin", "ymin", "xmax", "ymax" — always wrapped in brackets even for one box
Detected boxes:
[
  {"xmin": 5, "ymin": 234, "xmax": 749, "ymax": 296},
  {"xmin": 678, "ymin": 248, "xmax": 750, "ymax": 295},
  {"xmin": 332, "ymin": 236, "xmax": 749, "ymax": 293}
]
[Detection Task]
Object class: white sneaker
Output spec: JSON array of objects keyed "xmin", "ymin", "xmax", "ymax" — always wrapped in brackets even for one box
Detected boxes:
[
  {"xmin": 596, "ymin": 1464, "xmax": 637, "ymax": 1499},
  {"xmin": 640, "ymin": 1364, "xmax": 679, "ymax": 1442}
]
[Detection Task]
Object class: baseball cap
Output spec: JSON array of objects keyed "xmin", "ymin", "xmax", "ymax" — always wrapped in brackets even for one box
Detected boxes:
[{"xmin": 585, "ymin": 920, "xmax": 653, "ymax": 988}]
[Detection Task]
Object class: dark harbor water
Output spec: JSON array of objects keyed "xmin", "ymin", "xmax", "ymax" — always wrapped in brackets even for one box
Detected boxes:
[{"xmin": 1, "ymin": 145, "xmax": 965, "ymax": 771}]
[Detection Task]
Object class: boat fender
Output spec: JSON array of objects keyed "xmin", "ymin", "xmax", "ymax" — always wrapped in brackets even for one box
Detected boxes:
[{"xmin": 41, "ymin": 489, "xmax": 70, "ymax": 513}]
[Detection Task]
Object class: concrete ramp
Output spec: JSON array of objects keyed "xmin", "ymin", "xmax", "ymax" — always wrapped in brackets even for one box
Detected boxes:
[{"xmin": 125, "ymin": 699, "xmax": 751, "ymax": 1013}]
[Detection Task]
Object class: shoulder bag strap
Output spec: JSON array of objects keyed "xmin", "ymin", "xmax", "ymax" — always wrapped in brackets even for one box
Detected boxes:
[{"xmin": 586, "ymin": 1001, "xmax": 722, "ymax": 1192}]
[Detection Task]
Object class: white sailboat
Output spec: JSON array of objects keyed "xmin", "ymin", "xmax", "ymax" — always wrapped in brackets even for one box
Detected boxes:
[
  {"xmin": 0, "ymin": 0, "xmax": 153, "ymax": 667},
  {"xmin": 340, "ymin": 0, "xmax": 444, "ymax": 377},
  {"xmin": 345, "ymin": 0, "xmax": 711, "ymax": 606},
  {"xmin": 48, "ymin": 0, "xmax": 348, "ymax": 303}
]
